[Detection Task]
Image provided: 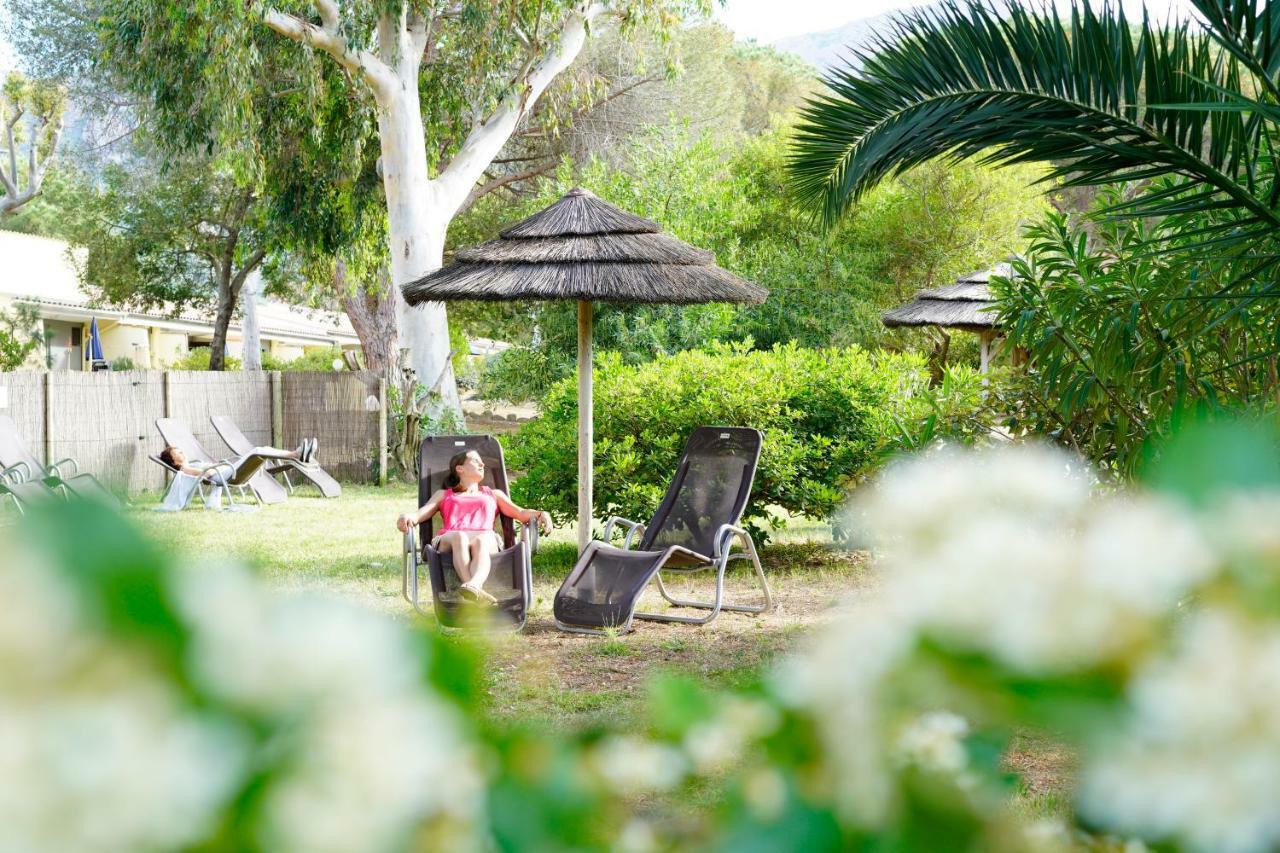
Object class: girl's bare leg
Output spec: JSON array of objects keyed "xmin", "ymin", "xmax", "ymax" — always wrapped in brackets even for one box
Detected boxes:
[
  {"xmin": 467, "ymin": 534, "xmax": 495, "ymax": 589},
  {"xmin": 437, "ymin": 531, "xmax": 474, "ymax": 583}
]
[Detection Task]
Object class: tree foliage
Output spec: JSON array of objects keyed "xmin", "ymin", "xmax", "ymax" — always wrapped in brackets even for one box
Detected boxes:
[
  {"xmin": 992, "ymin": 187, "xmax": 1280, "ymax": 475},
  {"xmin": 0, "ymin": 71, "xmax": 65, "ymax": 215},
  {"xmin": 457, "ymin": 128, "xmax": 1047, "ymax": 401},
  {"xmin": 0, "ymin": 303, "xmax": 42, "ymax": 370}
]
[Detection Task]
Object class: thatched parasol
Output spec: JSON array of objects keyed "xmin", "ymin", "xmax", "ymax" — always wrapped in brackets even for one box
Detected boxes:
[
  {"xmin": 403, "ymin": 188, "xmax": 767, "ymax": 553},
  {"xmin": 882, "ymin": 264, "xmax": 1008, "ymax": 370}
]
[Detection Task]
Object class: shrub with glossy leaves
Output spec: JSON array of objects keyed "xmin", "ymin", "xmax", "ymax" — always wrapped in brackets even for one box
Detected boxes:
[{"xmin": 506, "ymin": 341, "xmax": 978, "ymax": 534}]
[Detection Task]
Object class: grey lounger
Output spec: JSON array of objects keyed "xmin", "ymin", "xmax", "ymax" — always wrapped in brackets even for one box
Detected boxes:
[
  {"xmin": 0, "ymin": 462, "xmax": 65, "ymax": 515},
  {"xmin": 0, "ymin": 415, "xmax": 118, "ymax": 506},
  {"xmin": 211, "ymin": 415, "xmax": 341, "ymax": 498},
  {"xmin": 552, "ymin": 426, "xmax": 773, "ymax": 635},
  {"xmin": 154, "ymin": 417, "xmax": 287, "ymax": 505}
]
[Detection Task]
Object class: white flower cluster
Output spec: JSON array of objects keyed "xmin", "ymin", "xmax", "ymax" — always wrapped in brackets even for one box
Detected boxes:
[
  {"xmin": 0, "ymin": 544, "xmax": 242, "ymax": 852},
  {"xmin": 1080, "ymin": 609, "xmax": 1280, "ymax": 853},
  {"xmin": 175, "ymin": 564, "xmax": 482, "ymax": 852},
  {"xmin": 0, "ymin": 532, "xmax": 480, "ymax": 853},
  {"xmin": 778, "ymin": 444, "xmax": 1220, "ymax": 827}
]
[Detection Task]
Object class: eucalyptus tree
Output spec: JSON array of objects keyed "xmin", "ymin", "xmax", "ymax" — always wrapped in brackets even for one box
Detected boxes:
[
  {"xmin": 97, "ymin": 0, "xmax": 705, "ymax": 415},
  {"xmin": 0, "ymin": 72, "xmax": 64, "ymax": 215}
]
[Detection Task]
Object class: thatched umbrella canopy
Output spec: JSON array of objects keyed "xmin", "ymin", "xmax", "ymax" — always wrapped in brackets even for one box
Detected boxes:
[
  {"xmin": 403, "ymin": 188, "xmax": 767, "ymax": 552},
  {"xmin": 882, "ymin": 264, "xmax": 1008, "ymax": 371}
]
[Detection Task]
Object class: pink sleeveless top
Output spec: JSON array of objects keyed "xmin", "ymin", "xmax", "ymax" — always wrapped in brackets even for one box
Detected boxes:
[{"xmin": 439, "ymin": 486, "xmax": 498, "ymax": 533}]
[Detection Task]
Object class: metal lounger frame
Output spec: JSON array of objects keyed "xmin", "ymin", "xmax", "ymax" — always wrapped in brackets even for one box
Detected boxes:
[{"xmin": 149, "ymin": 453, "xmax": 259, "ymax": 508}]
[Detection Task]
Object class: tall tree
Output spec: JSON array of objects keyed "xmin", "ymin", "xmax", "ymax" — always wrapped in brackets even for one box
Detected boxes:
[
  {"xmin": 0, "ymin": 72, "xmax": 64, "ymax": 215},
  {"xmin": 62, "ymin": 156, "xmax": 273, "ymax": 369},
  {"xmin": 96, "ymin": 0, "xmax": 705, "ymax": 417}
]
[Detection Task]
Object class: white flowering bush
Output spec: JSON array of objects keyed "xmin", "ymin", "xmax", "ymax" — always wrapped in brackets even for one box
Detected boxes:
[
  {"xmin": 0, "ymin": 506, "xmax": 482, "ymax": 853},
  {"xmin": 10, "ymin": 418, "xmax": 1280, "ymax": 852}
]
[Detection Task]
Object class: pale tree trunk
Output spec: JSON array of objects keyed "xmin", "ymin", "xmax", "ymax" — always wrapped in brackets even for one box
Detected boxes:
[
  {"xmin": 263, "ymin": 1, "xmax": 605, "ymax": 421},
  {"xmin": 209, "ymin": 249, "xmax": 266, "ymax": 371},
  {"xmin": 375, "ymin": 79, "xmax": 459, "ymax": 418},
  {"xmin": 241, "ymin": 267, "xmax": 264, "ymax": 371},
  {"xmin": 337, "ymin": 260, "xmax": 398, "ymax": 380}
]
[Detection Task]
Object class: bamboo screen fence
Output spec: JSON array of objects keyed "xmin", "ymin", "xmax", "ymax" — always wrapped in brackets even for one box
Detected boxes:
[{"xmin": 0, "ymin": 370, "xmax": 385, "ymax": 494}]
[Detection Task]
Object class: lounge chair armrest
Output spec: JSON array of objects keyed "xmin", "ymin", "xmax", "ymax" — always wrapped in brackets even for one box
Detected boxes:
[
  {"xmin": 713, "ymin": 523, "xmax": 751, "ymax": 562},
  {"xmin": 1, "ymin": 461, "xmax": 33, "ymax": 483},
  {"xmin": 603, "ymin": 516, "xmax": 646, "ymax": 549},
  {"xmin": 520, "ymin": 518, "xmax": 539, "ymax": 555},
  {"xmin": 48, "ymin": 457, "xmax": 80, "ymax": 479}
]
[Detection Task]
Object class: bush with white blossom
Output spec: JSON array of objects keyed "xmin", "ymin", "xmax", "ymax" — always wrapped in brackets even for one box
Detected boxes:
[{"xmin": 8, "ymin": 417, "xmax": 1280, "ymax": 851}]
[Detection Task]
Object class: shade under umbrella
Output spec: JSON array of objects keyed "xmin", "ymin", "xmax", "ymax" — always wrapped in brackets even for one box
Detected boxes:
[{"xmin": 403, "ymin": 188, "xmax": 767, "ymax": 552}]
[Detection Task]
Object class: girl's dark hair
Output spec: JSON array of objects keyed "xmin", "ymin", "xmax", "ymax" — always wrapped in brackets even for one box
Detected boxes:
[
  {"xmin": 443, "ymin": 450, "xmax": 477, "ymax": 492},
  {"xmin": 159, "ymin": 445, "xmax": 179, "ymax": 470}
]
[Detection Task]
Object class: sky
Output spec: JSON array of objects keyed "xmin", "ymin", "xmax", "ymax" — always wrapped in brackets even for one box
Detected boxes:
[{"xmin": 713, "ymin": 0, "xmax": 1201, "ymax": 43}]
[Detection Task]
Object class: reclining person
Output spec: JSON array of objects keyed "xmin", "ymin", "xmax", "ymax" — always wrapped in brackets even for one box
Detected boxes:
[
  {"xmin": 156, "ymin": 439, "xmax": 317, "ymax": 511},
  {"xmin": 396, "ymin": 449, "xmax": 551, "ymax": 604}
]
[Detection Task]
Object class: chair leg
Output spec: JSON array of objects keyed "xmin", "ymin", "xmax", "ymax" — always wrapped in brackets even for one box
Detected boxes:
[
  {"xmin": 401, "ymin": 538, "xmax": 432, "ymax": 618},
  {"xmin": 633, "ymin": 562, "xmax": 725, "ymax": 625},
  {"xmin": 647, "ymin": 530, "xmax": 773, "ymax": 618}
]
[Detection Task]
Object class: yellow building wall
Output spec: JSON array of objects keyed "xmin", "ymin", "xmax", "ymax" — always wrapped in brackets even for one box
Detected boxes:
[
  {"xmin": 270, "ymin": 340, "xmax": 307, "ymax": 363},
  {"xmin": 98, "ymin": 322, "xmax": 151, "ymax": 368},
  {"xmin": 150, "ymin": 329, "xmax": 189, "ymax": 368}
]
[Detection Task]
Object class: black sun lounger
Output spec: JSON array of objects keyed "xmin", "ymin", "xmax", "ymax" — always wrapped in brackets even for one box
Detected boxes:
[
  {"xmin": 0, "ymin": 415, "xmax": 117, "ymax": 506},
  {"xmin": 153, "ymin": 417, "xmax": 287, "ymax": 506},
  {"xmin": 553, "ymin": 426, "xmax": 773, "ymax": 635},
  {"xmin": 211, "ymin": 415, "xmax": 341, "ymax": 498},
  {"xmin": 402, "ymin": 435, "xmax": 537, "ymax": 631}
]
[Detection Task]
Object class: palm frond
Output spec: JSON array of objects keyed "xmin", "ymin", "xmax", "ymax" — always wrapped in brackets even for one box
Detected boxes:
[{"xmin": 788, "ymin": 0, "xmax": 1275, "ymax": 235}]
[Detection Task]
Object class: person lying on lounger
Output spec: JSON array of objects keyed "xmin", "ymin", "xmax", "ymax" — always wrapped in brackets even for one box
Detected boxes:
[
  {"xmin": 158, "ymin": 439, "xmax": 317, "ymax": 478},
  {"xmin": 396, "ymin": 449, "xmax": 551, "ymax": 605}
]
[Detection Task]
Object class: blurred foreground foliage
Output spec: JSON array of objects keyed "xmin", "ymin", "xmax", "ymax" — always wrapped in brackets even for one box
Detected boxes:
[{"xmin": 8, "ymin": 417, "xmax": 1280, "ymax": 851}]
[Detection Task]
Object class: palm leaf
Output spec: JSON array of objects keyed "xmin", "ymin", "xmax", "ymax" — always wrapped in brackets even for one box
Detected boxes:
[{"xmin": 788, "ymin": 0, "xmax": 1277, "ymax": 238}]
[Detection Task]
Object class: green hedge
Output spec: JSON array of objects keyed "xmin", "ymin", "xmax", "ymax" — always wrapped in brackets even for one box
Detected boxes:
[{"xmin": 507, "ymin": 342, "xmax": 971, "ymax": 536}]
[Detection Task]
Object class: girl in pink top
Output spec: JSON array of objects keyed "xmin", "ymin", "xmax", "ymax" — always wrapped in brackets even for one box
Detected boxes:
[{"xmin": 396, "ymin": 449, "xmax": 551, "ymax": 604}]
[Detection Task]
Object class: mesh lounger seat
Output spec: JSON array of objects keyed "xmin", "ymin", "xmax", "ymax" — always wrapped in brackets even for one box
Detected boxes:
[
  {"xmin": 153, "ymin": 417, "xmax": 287, "ymax": 506},
  {"xmin": 0, "ymin": 414, "xmax": 117, "ymax": 506},
  {"xmin": 211, "ymin": 415, "xmax": 341, "ymax": 498},
  {"xmin": 553, "ymin": 426, "xmax": 773, "ymax": 635},
  {"xmin": 402, "ymin": 435, "xmax": 537, "ymax": 631}
]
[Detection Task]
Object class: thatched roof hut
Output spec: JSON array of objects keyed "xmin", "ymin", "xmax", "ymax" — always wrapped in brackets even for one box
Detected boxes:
[
  {"xmin": 402, "ymin": 188, "xmax": 767, "ymax": 305},
  {"xmin": 880, "ymin": 263, "xmax": 1009, "ymax": 333},
  {"xmin": 401, "ymin": 187, "xmax": 766, "ymax": 553}
]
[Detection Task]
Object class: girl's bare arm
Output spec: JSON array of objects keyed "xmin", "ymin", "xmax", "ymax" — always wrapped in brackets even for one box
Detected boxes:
[{"xmin": 493, "ymin": 489, "xmax": 552, "ymax": 532}]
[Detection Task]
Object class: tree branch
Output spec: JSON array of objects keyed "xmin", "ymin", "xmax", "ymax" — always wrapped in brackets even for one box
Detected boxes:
[
  {"xmin": 433, "ymin": 2, "xmax": 606, "ymax": 214},
  {"xmin": 262, "ymin": 3, "xmax": 394, "ymax": 99},
  {"xmin": 459, "ymin": 162, "xmax": 557, "ymax": 215}
]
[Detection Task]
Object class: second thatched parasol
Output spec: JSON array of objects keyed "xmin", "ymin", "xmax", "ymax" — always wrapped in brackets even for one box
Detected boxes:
[{"xmin": 403, "ymin": 188, "xmax": 767, "ymax": 553}]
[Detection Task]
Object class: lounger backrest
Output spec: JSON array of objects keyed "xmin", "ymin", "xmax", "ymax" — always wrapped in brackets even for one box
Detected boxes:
[
  {"xmin": 210, "ymin": 415, "xmax": 254, "ymax": 456},
  {"xmin": 0, "ymin": 415, "xmax": 46, "ymax": 474},
  {"xmin": 639, "ymin": 426, "xmax": 762, "ymax": 559},
  {"xmin": 418, "ymin": 435, "xmax": 515, "ymax": 549},
  {"xmin": 155, "ymin": 418, "xmax": 212, "ymax": 461}
]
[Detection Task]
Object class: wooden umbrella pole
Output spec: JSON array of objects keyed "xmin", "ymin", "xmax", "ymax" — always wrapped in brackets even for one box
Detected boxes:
[{"xmin": 577, "ymin": 299, "xmax": 593, "ymax": 554}]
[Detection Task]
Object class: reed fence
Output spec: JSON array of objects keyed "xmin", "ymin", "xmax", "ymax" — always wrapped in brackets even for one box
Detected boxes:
[{"xmin": 0, "ymin": 370, "xmax": 386, "ymax": 494}]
